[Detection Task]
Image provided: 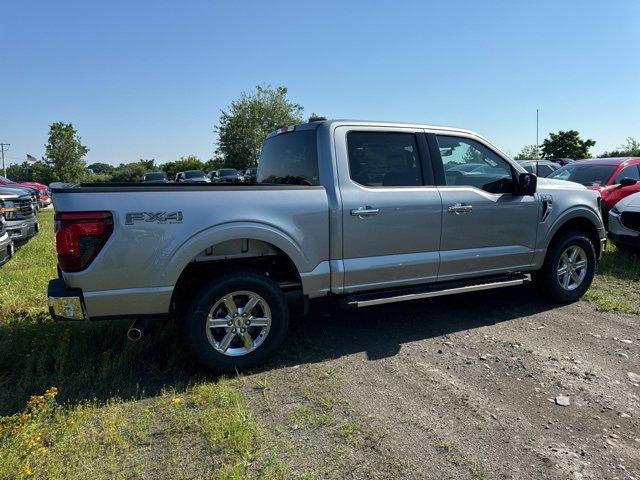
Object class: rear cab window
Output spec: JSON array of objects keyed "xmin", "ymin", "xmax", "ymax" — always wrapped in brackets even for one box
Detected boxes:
[
  {"xmin": 258, "ymin": 129, "xmax": 319, "ymax": 185},
  {"xmin": 346, "ymin": 132, "xmax": 423, "ymax": 187}
]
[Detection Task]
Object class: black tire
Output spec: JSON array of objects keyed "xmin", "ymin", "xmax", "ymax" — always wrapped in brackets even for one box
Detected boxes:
[
  {"xmin": 184, "ymin": 269, "xmax": 289, "ymax": 372},
  {"xmin": 537, "ymin": 231, "xmax": 596, "ymax": 303}
]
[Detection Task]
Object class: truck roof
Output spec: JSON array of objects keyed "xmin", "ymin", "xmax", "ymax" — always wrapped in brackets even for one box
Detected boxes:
[
  {"xmin": 269, "ymin": 119, "xmax": 507, "ymax": 160},
  {"xmin": 293, "ymin": 118, "xmax": 477, "ymax": 136}
]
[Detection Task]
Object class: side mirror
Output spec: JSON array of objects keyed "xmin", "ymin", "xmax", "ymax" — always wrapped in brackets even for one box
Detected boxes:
[
  {"xmin": 618, "ymin": 177, "xmax": 637, "ymax": 188},
  {"xmin": 517, "ymin": 172, "xmax": 537, "ymax": 196}
]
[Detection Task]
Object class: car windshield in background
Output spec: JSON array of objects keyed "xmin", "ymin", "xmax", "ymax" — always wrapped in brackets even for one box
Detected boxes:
[
  {"xmin": 258, "ymin": 130, "xmax": 319, "ymax": 185},
  {"xmin": 184, "ymin": 170, "xmax": 206, "ymax": 179},
  {"xmin": 0, "ymin": 176, "xmax": 13, "ymax": 183},
  {"xmin": 549, "ymin": 164, "xmax": 617, "ymax": 186},
  {"xmin": 219, "ymin": 169, "xmax": 238, "ymax": 176},
  {"xmin": 144, "ymin": 172, "xmax": 166, "ymax": 181}
]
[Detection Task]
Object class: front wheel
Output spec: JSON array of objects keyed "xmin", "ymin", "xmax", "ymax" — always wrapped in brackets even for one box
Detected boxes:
[
  {"xmin": 184, "ymin": 270, "xmax": 290, "ymax": 372},
  {"xmin": 537, "ymin": 231, "xmax": 596, "ymax": 303}
]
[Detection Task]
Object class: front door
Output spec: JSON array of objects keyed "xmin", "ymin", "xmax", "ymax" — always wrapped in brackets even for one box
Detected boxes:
[
  {"xmin": 335, "ymin": 126, "xmax": 442, "ymax": 293},
  {"xmin": 433, "ymin": 134, "xmax": 540, "ymax": 281}
]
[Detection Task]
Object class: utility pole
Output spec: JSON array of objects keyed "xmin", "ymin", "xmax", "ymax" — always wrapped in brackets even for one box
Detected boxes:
[
  {"xmin": 0, "ymin": 143, "xmax": 9, "ymax": 177},
  {"xmin": 535, "ymin": 109, "xmax": 539, "ymax": 156}
]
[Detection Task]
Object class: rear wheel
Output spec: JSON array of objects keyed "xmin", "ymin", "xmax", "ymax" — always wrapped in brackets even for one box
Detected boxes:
[
  {"xmin": 184, "ymin": 270, "xmax": 289, "ymax": 372},
  {"xmin": 538, "ymin": 231, "xmax": 596, "ymax": 303}
]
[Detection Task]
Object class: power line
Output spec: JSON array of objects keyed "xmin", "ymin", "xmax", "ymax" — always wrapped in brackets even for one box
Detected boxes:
[{"xmin": 0, "ymin": 143, "xmax": 9, "ymax": 177}]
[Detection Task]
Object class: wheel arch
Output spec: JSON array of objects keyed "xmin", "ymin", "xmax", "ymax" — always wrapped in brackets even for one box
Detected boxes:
[
  {"xmin": 166, "ymin": 222, "xmax": 307, "ymax": 315},
  {"xmin": 544, "ymin": 208, "xmax": 603, "ymax": 258}
]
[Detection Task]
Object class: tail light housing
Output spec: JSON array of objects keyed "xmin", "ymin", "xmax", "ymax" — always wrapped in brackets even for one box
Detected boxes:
[{"xmin": 55, "ymin": 212, "xmax": 113, "ymax": 272}]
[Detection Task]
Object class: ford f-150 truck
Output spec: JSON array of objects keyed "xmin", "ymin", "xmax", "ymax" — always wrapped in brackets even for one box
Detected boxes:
[{"xmin": 48, "ymin": 119, "xmax": 606, "ymax": 371}]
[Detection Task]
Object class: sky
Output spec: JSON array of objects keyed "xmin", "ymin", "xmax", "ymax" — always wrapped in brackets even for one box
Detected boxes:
[{"xmin": 1, "ymin": 0, "xmax": 639, "ymax": 167}]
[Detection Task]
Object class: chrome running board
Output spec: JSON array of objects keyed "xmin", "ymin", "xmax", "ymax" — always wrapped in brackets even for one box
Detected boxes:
[{"xmin": 345, "ymin": 274, "xmax": 531, "ymax": 308}]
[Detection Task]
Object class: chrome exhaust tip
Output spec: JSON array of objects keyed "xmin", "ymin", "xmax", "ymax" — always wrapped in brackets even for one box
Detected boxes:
[{"xmin": 127, "ymin": 319, "xmax": 146, "ymax": 342}]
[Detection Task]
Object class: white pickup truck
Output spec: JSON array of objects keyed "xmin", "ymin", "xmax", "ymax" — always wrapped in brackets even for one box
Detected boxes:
[{"xmin": 48, "ymin": 119, "xmax": 606, "ymax": 371}]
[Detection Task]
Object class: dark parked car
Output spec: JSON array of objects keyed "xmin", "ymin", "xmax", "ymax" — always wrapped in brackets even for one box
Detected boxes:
[
  {"xmin": 210, "ymin": 168, "xmax": 241, "ymax": 183},
  {"xmin": 175, "ymin": 170, "xmax": 210, "ymax": 183},
  {"xmin": 143, "ymin": 172, "xmax": 168, "ymax": 183},
  {"xmin": 0, "ymin": 187, "xmax": 39, "ymax": 242},
  {"xmin": 241, "ymin": 168, "xmax": 258, "ymax": 183},
  {"xmin": 0, "ymin": 200, "xmax": 15, "ymax": 266},
  {"xmin": 0, "ymin": 175, "xmax": 50, "ymax": 207},
  {"xmin": 517, "ymin": 160, "xmax": 561, "ymax": 177}
]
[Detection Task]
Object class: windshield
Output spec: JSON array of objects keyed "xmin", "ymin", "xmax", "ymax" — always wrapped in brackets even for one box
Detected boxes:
[
  {"xmin": 184, "ymin": 170, "xmax": 206, "ymax": 179},
  {"xmin": 549, "ymin": 164, "xmax": 616, "ymax": 186},
  {"xmin": 144, "ymin": 172, "xmax": 166, "ymax": 180},
  {"xmin": 219, "ymin": 169, "xmax": 238, "ymax": 176}
]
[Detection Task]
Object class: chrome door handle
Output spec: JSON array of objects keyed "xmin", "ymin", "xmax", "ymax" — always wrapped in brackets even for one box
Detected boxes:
[
  {"xmin": 448, "ymin": 203, "xmax": 473, "ymax": 214},
  {"xmin": 350, "ymin": 206, "xmax": 380, "ymax": 217}
]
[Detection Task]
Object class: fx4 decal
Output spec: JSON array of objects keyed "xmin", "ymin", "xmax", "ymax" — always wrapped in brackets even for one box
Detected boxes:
[{"xmin": 125, "ymin": 211, "xmax": 183, "ymax": 225}]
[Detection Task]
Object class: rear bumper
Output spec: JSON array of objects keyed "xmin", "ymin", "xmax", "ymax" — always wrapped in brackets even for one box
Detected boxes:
[
  {"xmin": 5, "ymin": 216, "xmax": 39, "ymax": 242},
  {"xmin": 47, "ymin": 278, "xmax": 87, "ymax": 321},
  {"xmin": 48, "ymin": 277, "xmax": 172, "ymax": 320},
  {"xmin": 0, "ymin": 233, "xmax": 14, "ymax": 266}
]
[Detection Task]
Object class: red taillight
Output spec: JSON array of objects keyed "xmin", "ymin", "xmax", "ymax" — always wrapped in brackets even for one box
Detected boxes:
[{"xmin": 55, "ymin": 211, "xmax": 113, "ymax": 272}]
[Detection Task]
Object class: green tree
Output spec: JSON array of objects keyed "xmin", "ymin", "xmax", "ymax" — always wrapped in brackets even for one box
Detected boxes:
[
  {"xmin": 6, "ymin": 162, "xmax": 33, "ymax": 181},
  {"xmin": 160, "ymin": 155, "xmax": 206, "ymax": 180},
  {"xmin": 6, "ymin": 161, "xmax": 55, "ymax": 184},
  {"xmin": 540, "ymin": 130, "xmax": 595, "ymax": 160},
  {"xmin": 215, "ymin": 85, "xmax": 304, "ymax": 169},
  {"xmin": 87, "ymin": 162, "xmax": 114, "ymax": 174},
  {"xmin": 139, "ymin": 158, "xmax": 156, "ymax": 171},
  {"xmin": 44, "ymin": 122, "xmax": 90, "ymax": 182},
  {"xmin": 110, "ymin": 162, "xmax": 148, "ymax": 182},
  {"xmin": 514, "ymin": 144, "xmax": 540, "ymax": 160},
  {"xmin": 600, "ymin": 137, "xmax": 640, "ymax": 158}
]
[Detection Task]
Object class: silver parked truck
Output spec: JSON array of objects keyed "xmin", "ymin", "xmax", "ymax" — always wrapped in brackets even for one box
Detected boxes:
[{"xmin": 48, "ymin": 119, "xmax": 606, "ymax": 371}]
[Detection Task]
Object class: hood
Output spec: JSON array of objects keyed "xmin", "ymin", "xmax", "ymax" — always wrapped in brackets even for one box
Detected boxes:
[
  {"xmin": 614, "ymin": 192, "xmax": 640, "ymax": 210},
  {"xmin": 536, "ymin": 177, "xmax": 588, "ymax": 191},
  {"xmin": 0, "ymin": 185, "xmax": 32, "ymax": 196},
  {"xmin": 0, "ymin": 192, "xmax": 20, "ymax": 200},
  {"xmin": 15, "ymin": 182, "xmax": 47, "ymax": 190}
]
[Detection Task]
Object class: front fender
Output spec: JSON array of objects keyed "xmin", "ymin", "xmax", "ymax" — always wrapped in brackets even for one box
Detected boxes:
[{"xmin": 543, "ymin": 205, "xmax": 604, "ymax": 247}]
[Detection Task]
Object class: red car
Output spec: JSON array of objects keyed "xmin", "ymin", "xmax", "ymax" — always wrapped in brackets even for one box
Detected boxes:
[
  {"xmin": 548, "ymin": 157, "xmax": 640, "ymax": 215},
  {"xmin": 0, "ymin": 175, "xmax": 51, "ymax": 207}
]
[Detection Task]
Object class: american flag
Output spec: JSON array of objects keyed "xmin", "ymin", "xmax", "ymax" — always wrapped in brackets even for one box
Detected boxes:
[{"xmin": 26, "ymin": 154, "xmax": 38, "ymax": 162}]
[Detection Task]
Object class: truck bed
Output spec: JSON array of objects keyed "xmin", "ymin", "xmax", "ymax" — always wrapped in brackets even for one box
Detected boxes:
[{"xmin": 52, "ymin": 183, "xmax": 330, "ymax": 318}]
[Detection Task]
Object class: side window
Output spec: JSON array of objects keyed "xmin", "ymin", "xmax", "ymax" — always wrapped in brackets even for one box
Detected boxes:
[
  {"xmin": 436, "ymin": 135, "xmax": 514, "ymax": 193},
  {"xmin": 614, "ymin": 165, "xmax": 640, "ymax": 184},
  {"xmin": 347, "ymin": 132, "xmax": 423, "ymax": 187}
]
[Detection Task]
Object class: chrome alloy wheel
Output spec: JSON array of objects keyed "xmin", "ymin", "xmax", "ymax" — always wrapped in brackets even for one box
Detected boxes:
[
  {"xmin": 556, "ymin": 245, "xmax": 588, "ymax": 291},
  {"xmin": 205, "ymin": 290, "xmax": 272, "ymax": 356}
]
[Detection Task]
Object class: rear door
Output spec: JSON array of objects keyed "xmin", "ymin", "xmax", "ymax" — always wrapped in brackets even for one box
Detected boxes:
[
  {"xmin": 335, "ymin": 126, "xmax": 442, "ymax": 292},
  {"xmin": 430, "ymin": 133, "xmax": 540, "ymax": 280}
]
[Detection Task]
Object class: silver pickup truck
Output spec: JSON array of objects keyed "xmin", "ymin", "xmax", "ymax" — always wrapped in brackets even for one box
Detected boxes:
[{"xmin": 48, "ymin": 119, "xmax": 606, "ymax": 371}]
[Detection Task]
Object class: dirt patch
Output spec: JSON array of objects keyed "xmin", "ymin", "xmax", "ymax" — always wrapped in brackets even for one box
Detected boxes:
[{"xmin": 243, "ymin": 286, "xmax": 640, "ymax": 479}]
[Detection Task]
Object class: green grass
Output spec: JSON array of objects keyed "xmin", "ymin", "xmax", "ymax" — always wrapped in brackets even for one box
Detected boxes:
[
  {"xmin": 1, "ymin": 210, "xmax": 638, "ymax": 478},
  {"xmin": 0, "ymin": 210, "xmax": 285, "ymax": 479},
  {"xmin": 585, "ymin": 242, "xmax": 640, "ymax": 314}
]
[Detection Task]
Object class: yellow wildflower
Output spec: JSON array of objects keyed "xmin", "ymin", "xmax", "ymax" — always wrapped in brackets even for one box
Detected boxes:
[
  {"xmin": 37, "ymin": 447, "xmax": 47, "ymax": 454},
  {"xmin": 171, "ymin": 397, "xmax": 183, "ymax": 406},
  {"xmin": 44, "ymin": 387, "xmax": 58, "ymax": 398}
]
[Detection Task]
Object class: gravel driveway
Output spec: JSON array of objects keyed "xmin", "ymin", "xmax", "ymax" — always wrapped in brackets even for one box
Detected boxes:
[{"xmin": 243, "ymin": 286, "xmax": 639, "ymax": 479}]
